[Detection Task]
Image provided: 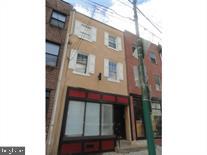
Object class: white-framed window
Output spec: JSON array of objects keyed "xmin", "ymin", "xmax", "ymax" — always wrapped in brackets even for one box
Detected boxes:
[
  {"xmin": 46, "ymin": 41, "xmax": 60, "ymax": 66},
  {"xmin": 68, "ymin": 49, "xmax": 96, "ymax": 75},
  {"xmin": 104, "ymin": 32, "xmax": 122, "ymax": 51},
  {"xmin": 64, "ymin": 101, "xmax": 113, "ymax": 137},
  {"xmin": 109, "ymin": 61, "xmax": 117, "ymax": 80},
  {"xmin": 150, "ymin": 52, "xmax": 157, "ymax": 64},
  {"xmin": 75, "ymin": 53, "xmax": 88, "ymax": 74},
  {"xmin": 50, "ymin": 10, "xmax": 66, "ymax": 28},
  {"xmin": 154, "ymin": 75, "xmax": 161, "ymax": 91},
  {"xmin": 104, "ymin": 59, "xmax": 123, "ymax": 82},
  {"xmin": 74, "ymin": 20, "xmax": 97, "ymax": 42}
]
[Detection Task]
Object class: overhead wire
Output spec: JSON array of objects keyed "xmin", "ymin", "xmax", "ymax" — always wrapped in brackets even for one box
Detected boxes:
[
  {"xmin": 79, "ymin": 0, "xmax": 162, "ymax": 41},
  {"xmin": 118, "ymin": 0, "xmax": 162, "ymax": 33}
]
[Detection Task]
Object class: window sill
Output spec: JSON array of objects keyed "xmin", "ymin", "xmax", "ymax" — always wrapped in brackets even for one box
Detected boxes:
[
  {"xmin": 107, "ymin": 78, "xmax": 120, "ymax": 83},
  {"xmin": 106, "ymin": 45, "xmax": 120, "ymax": 52},
  {"xmin": 72, "ymin": 71, "xmax": 90, "ymax": 76},
  {"xmin": 75, "ymin": 34, "xmax": 95, "ymax": 43}
]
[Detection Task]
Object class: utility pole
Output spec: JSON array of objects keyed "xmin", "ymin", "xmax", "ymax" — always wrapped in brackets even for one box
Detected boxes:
[{"xmin": 131, "ymin": 0, "xmax": 156, "ymax": 155}]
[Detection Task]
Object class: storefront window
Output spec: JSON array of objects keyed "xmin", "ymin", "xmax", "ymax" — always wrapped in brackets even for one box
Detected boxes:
[
  {"xmin": 64, "ymin": 100, "xmax": 113, "ymax": 137},
  {"xmin": 151, "ymin": 102, "xmax": 162, "ymax": 137},
  {"xmin": 65, "ymin": 101, "xmax": 85, "ymax": 137},
  {"xmin": 84, "ymin": 102, "xmax": 100, "ymax": 136},
  {"xmin": 101, "ymin": 104, "xmax": 113, "ymax": 135}
]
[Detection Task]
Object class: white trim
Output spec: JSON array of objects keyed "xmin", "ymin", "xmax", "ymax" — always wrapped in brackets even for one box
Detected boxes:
[
  {"xmin": 107, "ymin": 78, "xmax": 120, "ymax": 83},
  {"xmin": 72, "ymin": 71, "xmax": 90, "ymax": 76}
]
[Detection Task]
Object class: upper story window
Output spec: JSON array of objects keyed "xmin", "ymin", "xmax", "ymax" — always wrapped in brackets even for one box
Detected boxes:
[
  {"xmin": 109, "ymin": 61, "xmax": 117, "ymax": 80},
  {"xmin": 154, "ymin": 75, "xmax": 161, "ymax": 91},
  {"xmin": 68, "ymin": 49, "xmax": 96, "ymax": 76},
  {"xmin": 132, "ymin": 46, "xmax": 138, "ymax": 59},
  {"xmin": 150, "ymin": 52, "xmax": 157, "ymax": 64},
  {"xmin": 75, "ymin": 53, "xmax": 88, "ymax": 74},
  {"xmin": 50, "ymin": 10, "xmax": 66, "ymax": 29},
  {"xmin": 133, "ymin": 65, "xmax": 140, "ymax": 87},
  {"xmin": 133, "ymin": 64, "xmax": 148, "ymax": 87},
  {"xmin": 74, "ymin": 20, "xmax": 97, "ymax": 42},
  {"xmin": 104, "ymin": 32, "xmax": 122, "ymax": 51},
  {"xmin": 46, "ymin": 41, "xmax": 60, "ymax": 66},
  {"xmin": 104, "ymin": 59, "xmax": 123, "ymax": 82},
  {"xmin": 108, "ymin": 35, "xmax": 117, "ymax": 49}
]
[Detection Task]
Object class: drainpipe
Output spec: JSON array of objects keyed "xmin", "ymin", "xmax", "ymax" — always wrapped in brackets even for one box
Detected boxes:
[{"xmin": 46, "ymin": 9, "xmax": 76, "ymax": 155}]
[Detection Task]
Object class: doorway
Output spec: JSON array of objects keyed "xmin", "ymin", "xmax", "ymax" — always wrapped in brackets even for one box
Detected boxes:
[{"xmin": 113, "ymin": 105, "xmax": 126, "ymax": 139}]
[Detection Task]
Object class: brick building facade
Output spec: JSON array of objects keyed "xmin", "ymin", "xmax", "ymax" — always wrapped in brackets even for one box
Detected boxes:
[
  {"xmin": 46, "ymin": 0, "xmax": 72, "ymax": 137},
  {"xmin": 123, "ymin": 31, "xmax": 162, "ymax": 143}
]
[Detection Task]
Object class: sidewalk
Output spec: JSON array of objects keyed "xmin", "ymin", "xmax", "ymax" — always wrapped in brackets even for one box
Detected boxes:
[
  {"xmin": 94, "ymin": 140, "xmax": 161, "ymax": 155},
  {"xmin": 100, "ymin": 145, "xmax": 161, "ymax": 155}
]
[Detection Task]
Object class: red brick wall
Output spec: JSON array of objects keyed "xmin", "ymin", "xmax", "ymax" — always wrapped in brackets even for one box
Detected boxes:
[
  {"xmin": 46, "ymin": 0, "xmax": 72, "ymax": 137},
  {"xmin": 123, "ymin": 31, "xmax": 162, "ymax": 98}
]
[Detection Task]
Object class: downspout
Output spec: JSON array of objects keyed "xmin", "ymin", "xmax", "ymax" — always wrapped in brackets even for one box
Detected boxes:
[{"xmin": 46, "ymin": 9, "xmax": 76, "ymax": 155}]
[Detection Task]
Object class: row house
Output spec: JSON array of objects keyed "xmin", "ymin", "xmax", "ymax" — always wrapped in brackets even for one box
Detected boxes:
[
  {"xmin": 49, "ymin": 12, "xmax": 132, "ymax": 155},
  {"xmin": 46, "ymin": 0, "xmax": 73, "ymax": 138},
  {"xmin": 123, "ymin": 31, "xmax": 162, "ymax": 143}
]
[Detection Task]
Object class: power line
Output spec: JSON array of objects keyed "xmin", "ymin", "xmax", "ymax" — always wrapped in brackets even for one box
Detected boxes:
[
  {"xmin": 118, "ymin": 0, "xmax": 162, "ymax": 33},
  {"xmin": 76, "ymin": 0, "xmax": 161, "ymax": 41},
  {"xmin": 85, "ymin": 0, "xmax": 162, "ymax": 34}
]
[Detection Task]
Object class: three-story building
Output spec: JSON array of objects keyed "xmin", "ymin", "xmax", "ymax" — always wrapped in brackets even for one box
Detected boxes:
[{"xmin": 123, "ymin": 30, "xmax": 162, "ymax": 144}]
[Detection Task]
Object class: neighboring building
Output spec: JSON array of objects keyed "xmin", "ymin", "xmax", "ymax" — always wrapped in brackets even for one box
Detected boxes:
[
  {"xmin": 53, "ymin": 12, "xmax": 131, "ymax": 155},
  {"xmin": 123, "ymin": 31, "xmax": 162, "ymax": 143},
  {"xmin": 46, "ymin": 0, "xmax": 73, "ymax": 138}
]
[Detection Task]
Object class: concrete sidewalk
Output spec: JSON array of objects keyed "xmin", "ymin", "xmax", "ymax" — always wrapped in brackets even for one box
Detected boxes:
[
  {"xmin": 100, "ymin": 145, "xmax": 161, "ymax": 155},
  {"xmin": 93, "ymin": 140, "xmax": 161, "ymax": 155}
]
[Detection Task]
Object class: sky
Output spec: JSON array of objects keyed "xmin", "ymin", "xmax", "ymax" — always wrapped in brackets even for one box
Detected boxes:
[{"xmin": 63, "ymin": 0, "xmax": 162, "ymax": 44}]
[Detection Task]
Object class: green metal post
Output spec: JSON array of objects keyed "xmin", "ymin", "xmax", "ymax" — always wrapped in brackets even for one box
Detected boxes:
[{"xmin": 132, "ymin": 0, "xmax": 156, "ymax": 155}]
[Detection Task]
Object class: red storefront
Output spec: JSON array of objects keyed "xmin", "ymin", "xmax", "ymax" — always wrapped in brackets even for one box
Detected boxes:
[{"xmin": 59, "ymin": 87, "xmax": 129, "ymax": 155}]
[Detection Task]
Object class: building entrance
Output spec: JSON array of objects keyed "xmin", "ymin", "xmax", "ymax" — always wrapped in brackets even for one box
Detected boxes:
[{"xmin": 113, "ymin": 105, "xmax": 126, "ymax": 139}]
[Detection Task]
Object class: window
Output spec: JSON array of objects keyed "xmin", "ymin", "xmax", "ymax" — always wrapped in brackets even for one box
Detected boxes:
[
  {"xmin": 46, "ymin": 41, "xmax": 60, "ymax": 66},
  {"xmin": 74, "ymin": 20, "xmax": 97, "ymax": 42},
  {"xmin": 104, "ymin": 59, "xmax": 124, "ymax": 82},
  {"xmin": 84, "ymin": 102, "xmax": 100, "ymax": 136},
  {"xmin": 68, "ymin": 49, "xmax": 96, "ymax": 75},
  {"xmin": 154, "ymin": 75, "xmax": 161, "ymax": 91},
  {"xmin": 101, "ymin": 104, "xmax": 113, "ymax": 135},
  {"xmin": 132, "ymin": 46, "xmax": 138, "ymax": 59},
  {"xmin": 46, "ymin": 89, "xmax": 50, "ymax": 113},
  {"xmin": 64, "ymin": 101, "xmax": 113, "ymax": 137},
  {"xmin": 109, "ymin": 61, "xmax": 117, "ymax": 80},
  {"xmin": 151, "ymin": 102, "xmax": 161, "ymax": 137},
  {"xmin": 104, "ymin": 32, "xmax": 122, "ymax": 51},
  {"xmin": 75, "ymin": 53, "xmax": 88, "ymax": 74},
  {"xmin": 150, "ymin": 52, "xmax": 156, "ymax": 64},
  {"xmin": 65, "ymin": 101, "xmax": 85, "ymax": 137},
  {"xmin": 108, "ymin": 35, "xmax": 116, "ymax": 49},
  {"xmin": 50, "ymin": 10, "xmax": 66, "ymax": 28},
  {"xmin": 133, "ymin": 65, "xmax": 140, "ymax": 87}
]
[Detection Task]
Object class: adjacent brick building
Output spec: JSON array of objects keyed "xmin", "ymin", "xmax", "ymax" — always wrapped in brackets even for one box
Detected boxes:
[
  {"xmin": 46, "ymin": 0, "xmax": 73, "ymax": 137},
  {"xmin": 123, "ymin": 30, "xmax": 162, "ymax": 143}
]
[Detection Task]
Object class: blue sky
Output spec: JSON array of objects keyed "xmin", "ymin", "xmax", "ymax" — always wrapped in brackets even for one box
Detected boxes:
[{"xmin": 63, "ymin": 0, "xmax": 161, "ymax": 44}]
